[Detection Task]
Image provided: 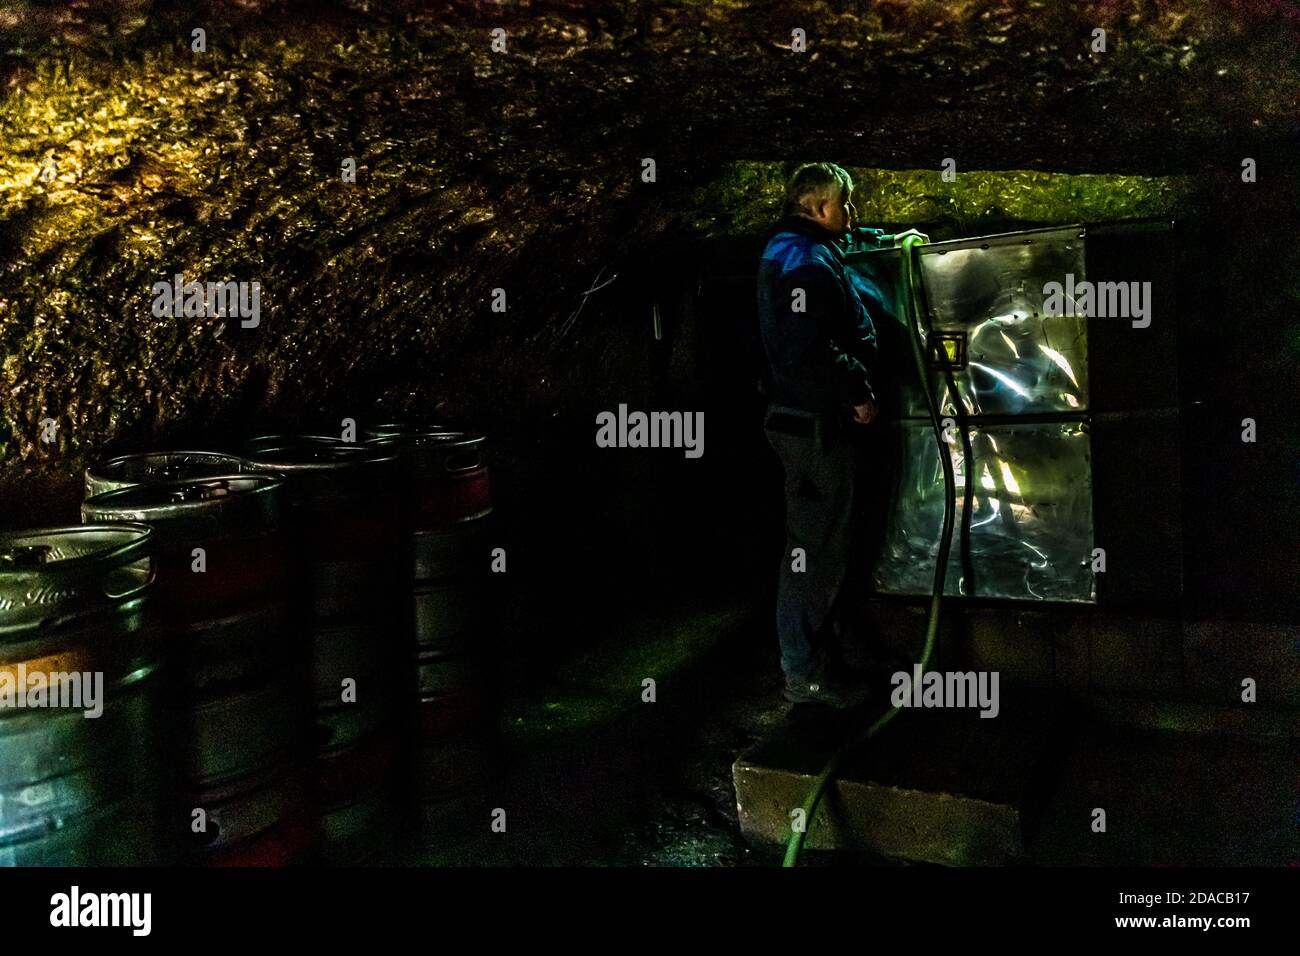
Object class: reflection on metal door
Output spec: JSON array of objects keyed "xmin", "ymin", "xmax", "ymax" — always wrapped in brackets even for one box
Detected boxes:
[{"xmin": 847, "ymin": 225, "xmax": 1096, "ymax": 603}]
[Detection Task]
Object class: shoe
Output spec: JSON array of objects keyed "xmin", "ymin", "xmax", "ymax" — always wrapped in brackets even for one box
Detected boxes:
[{"xmin": 782, "ymin": 674, "xmax": 870, "ymax": 709}]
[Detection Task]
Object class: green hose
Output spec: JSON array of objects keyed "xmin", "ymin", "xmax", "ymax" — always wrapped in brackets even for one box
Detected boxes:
[{"xmin": 782, "ymin": 234, "xmax": 958, "ymax": 867}]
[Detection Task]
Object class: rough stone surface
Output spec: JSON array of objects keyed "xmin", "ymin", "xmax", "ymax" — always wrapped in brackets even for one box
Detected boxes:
[{"xmin": 1, "ymin": 0, "xmax": 1293, "ymax": 517}]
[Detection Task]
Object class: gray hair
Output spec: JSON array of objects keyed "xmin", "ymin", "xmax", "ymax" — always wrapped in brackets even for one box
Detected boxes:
[{"xmin": 782, "ymin": 162, "xmax": 853, "ymax": 218}]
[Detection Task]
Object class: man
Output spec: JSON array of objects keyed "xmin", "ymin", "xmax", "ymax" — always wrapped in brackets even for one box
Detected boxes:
[{"xmin": 757, "ymin": 162, "xmax": 925, "ymax": 708}]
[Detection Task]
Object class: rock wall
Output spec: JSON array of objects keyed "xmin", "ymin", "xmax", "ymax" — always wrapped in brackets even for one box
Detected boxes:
[{"xmin": 1, "ymin": 0, "xmax": 1296, "ymax": 543}]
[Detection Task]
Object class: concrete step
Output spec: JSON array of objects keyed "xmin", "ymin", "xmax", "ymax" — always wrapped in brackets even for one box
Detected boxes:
[{"xmin": 733, "ymin": 689, "xmax": 1067, "ymax": 866}]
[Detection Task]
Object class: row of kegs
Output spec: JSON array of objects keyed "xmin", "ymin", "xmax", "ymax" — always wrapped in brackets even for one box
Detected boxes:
[{"xmin": 0, "ymin": 424, "xmax": 499, "ymax": 865}]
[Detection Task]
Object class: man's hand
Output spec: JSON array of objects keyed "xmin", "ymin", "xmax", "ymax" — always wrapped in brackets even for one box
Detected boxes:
[
  {"xmin": 892, "ymin": 228, "xmax": 929, "ymax": 246},
  {"xmin": 852, "ymin": 400, "xmax": 879, "ymax": 425}
]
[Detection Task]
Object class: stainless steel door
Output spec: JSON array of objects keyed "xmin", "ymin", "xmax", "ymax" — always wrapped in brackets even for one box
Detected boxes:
[{"xmin": 848, "ymin": 225, "xmax": 1097, "ymax": 603}]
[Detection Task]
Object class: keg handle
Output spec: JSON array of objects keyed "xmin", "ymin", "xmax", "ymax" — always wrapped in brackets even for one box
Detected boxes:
[
  {"xmin": 443, "ymin": 450, "xmax": 482, "ymax": 474},
  {"xmin": 10, "ymin": 552, "xmax": 155, "ymax": 634},
  {"xmin": 101, "ymin": 554, "xmax": 156, "ymax": 600},
  {"xmin": 31, "ymin": 552, "xmax": 154, "ymax": 633},
  {"xmin": 0, "ymin": 526, "xmax": 156, "ymax": 630}
]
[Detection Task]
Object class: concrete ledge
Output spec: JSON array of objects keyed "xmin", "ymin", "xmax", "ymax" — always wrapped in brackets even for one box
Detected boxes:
[
  {"xmin": 734, "ymin": 761, "xmax": 1023, "ymax": 866},
  {"xmin": 733, "ymin": 693, "xmax": 1065, "ymax": 866}
]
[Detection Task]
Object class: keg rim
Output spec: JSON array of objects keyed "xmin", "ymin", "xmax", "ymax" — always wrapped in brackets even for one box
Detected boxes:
[
  {"xmin": 0, "ymin": 523, "xmax": 153, "ymax": 571},
  {"xmin": 0, "ymin": 524, "xmax": 155, "ymax": 636},
  {"xmin": 245, "ymin": 434, "xmax": 350, "ymax": 451},
  {"xmin": 84, "ymin": 452, "xmax": 258, "ymax": 502},
  {"xmin": 366, "ymin": 432, "xmax": 488, "ymax": 485},
  {"xmin": 366, "ymin": 431, "xmax": 484, "ymax": 447},
  {"xmin": 410, "ymin": 513, "xmax": 493, "ymax": 536},
  {"xmin": 82, "ymin": 474, "xmax": 289, "ymax": 543},
  {"xmin": 243, "ymin": 435, "xmax": 397, "ymax": 472},
  {"xmin": 362, "ymin": 422, "xmax": 456, "ymax": 440}
]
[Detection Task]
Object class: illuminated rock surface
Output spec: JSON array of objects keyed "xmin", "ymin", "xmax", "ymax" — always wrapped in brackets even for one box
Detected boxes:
[{"xmin": 0, "ymin": 0, "xmax": 1294, "ymax": 516}]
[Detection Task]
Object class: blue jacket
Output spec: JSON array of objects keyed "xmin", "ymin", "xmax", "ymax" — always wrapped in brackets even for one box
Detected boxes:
[{"xmin": 757, "ymin": 217, "xmax": 891, "ymax": 414}]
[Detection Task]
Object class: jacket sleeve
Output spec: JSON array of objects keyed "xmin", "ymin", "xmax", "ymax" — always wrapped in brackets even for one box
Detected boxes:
[{"xmin": 777, "ymin": 263, "xmax": 875, "ymax": 407}]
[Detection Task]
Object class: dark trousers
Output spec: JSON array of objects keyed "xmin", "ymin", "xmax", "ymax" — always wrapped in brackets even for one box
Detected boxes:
[{"xmin": 764, "ymin": 404, "xmax": 866, "ymax": 683}]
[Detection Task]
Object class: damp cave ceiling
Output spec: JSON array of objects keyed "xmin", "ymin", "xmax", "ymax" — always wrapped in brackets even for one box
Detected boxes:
[{"xmin": 0, "ymin": 0, "xmax": 1295, "ymax": 488}]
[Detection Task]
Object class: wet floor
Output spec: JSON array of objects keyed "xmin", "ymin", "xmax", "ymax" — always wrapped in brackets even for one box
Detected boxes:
[{"xmin": 383, "ymin": 597, "xmax": 1299, "ymax": 867}]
